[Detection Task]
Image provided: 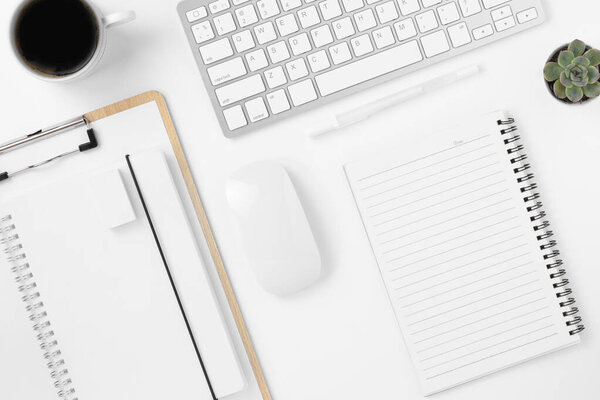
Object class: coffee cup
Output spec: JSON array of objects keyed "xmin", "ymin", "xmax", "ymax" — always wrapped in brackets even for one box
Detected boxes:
[{"xmin": 10, "ymin": 0, "xmax": 135, "ymax": 82}]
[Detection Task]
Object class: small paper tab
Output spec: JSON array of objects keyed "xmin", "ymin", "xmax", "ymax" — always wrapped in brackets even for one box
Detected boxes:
[{"xmin": 88, "ymin": 169, "xmax": 136, "ymax": 229}]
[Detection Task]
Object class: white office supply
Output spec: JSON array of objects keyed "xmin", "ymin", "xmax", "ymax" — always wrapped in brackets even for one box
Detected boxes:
[
  {"xmin": 1, "ymin": 168, "xmax": 214, "ymax": 400},
  {"xmin": 306, "ymin": 64, "xmax": 480, "ymax": 137},
  {"xmin": 0, "ymin": 93, "xmax": 271, "ymax": 400},
  {"xmin": 344, "ymin": 112, "xmax": 584, "ymax": 395},
  {"xmin": 88, "ymin": 168, "xmax": 137, "ymax": 229},
  {"xmin": 177, "ymin": 0, "xmax": 544, "ymax": 136},
  {"xmin": 226, "ymin": 161, "xmax": 322, "ymax": 296}
]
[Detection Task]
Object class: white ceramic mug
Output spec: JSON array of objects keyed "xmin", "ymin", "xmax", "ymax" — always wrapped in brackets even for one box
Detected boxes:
[{"xmin": 10, "ymin": 0, "xmax": 135, "ymax": 82}]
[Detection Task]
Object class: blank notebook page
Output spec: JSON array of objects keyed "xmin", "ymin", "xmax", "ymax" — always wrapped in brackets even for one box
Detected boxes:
[{"xmin": 345, "ymin": 112, "xmax": 581, "ymax": 395}]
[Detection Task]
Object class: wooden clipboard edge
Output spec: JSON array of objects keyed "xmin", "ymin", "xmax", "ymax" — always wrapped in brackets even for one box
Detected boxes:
[{"xmin": 84, "ymin": 91, "xmax": 272, "ymax": 400}]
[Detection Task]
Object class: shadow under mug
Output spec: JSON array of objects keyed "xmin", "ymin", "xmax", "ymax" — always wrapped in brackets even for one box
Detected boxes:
[{"xmin": 10, "ymin": 0, "xmax": 135, "ymax": 82}]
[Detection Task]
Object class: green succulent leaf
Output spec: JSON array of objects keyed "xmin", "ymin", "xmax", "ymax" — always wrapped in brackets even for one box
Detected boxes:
[
  {"xmin": 558, "ymin": 50, "xmax": 574, "ymax": 67},
  {"xmin": 587, "ymin": 66, "xmax": 600, "ymax": 84},
  {"xmin": 583, "ymin": 82, "xmax": 600, "ymax": 98},
  {"xmin": 584, "ymin": 48, "xmax": 600, "ymax": 66},
  {"xmin": 558, "ymin": 51, "xmax": 575, "ymax": 68},
  {"xmin": 569, "ymin": 39, "xmax": 586, "ymax": 57},
  {"xmin": 544, "ymin": 62, "xmax": 563, "ymax": 81},
  {"xmin": 573, "ymin": 56, "xmax": 591, "ymax": 67},
  {"xmin": 566, "ymin": 85, "xmax": 584, "ymax": 102},
  {"xmin": 553, "ymin": 80, "xmax": 567, "ymax": 99},
  {"xmin": 560, "ymin": 71, "xmax": 573, "ymax": 88}
]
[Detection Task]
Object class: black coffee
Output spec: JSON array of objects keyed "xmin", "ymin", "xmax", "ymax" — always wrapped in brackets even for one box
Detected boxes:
[{"xmin": 15, "ymin": 0, "xmax": 99, "ymax": 77}]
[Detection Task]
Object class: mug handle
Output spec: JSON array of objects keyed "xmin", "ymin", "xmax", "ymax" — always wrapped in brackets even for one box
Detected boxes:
[{"xmin": 103, "ymin": 11, "xmax": 136, "ymax": 29}]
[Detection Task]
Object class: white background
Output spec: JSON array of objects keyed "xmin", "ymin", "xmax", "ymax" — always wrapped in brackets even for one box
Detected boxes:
[{"xmin": 1, "ymin": 0, "xmax": 599, "ymax": 399}]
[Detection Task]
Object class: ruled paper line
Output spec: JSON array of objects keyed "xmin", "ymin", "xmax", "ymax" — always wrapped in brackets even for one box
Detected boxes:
[
  {"xmin": 424, "ymin": 333, "xmax": 558, "ymax": 380},
  {"xmin": 357, "ymin": 135, "xmax": 491, "ymax": 182},
  {"xmin": 359, "ymin": 148, "xmax": 496, "ymax": 191}
]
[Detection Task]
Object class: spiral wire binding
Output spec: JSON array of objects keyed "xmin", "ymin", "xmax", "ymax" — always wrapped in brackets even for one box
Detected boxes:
[
  {"xmin": 1, "ymin": 215, "xmax": 78, "ymax": 400},
  {"xmin": 497, "ymin": 119, "xmax": 585, "ymax": 336}
]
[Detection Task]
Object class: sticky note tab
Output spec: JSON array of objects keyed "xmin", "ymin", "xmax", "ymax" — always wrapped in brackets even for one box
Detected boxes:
[{"xmin": 88, "ymin": 169, "xmax": 136, "ymax": 229}]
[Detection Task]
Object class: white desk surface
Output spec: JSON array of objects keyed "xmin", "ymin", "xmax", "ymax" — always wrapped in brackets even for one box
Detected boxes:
[{"xmin": 1, "ymin": 1, "xmax": 598, "ymax": 399}]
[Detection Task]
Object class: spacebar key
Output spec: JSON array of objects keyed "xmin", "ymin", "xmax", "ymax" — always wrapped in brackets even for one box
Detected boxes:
[{"xmin": 315, "ymin": 41, "xmax": 423, "ymax": 96}]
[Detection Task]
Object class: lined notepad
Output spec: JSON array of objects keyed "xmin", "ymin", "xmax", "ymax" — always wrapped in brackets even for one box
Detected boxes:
[{"xmin": 345, "ymin": 112, "xmax": 583, "ymax": 395}]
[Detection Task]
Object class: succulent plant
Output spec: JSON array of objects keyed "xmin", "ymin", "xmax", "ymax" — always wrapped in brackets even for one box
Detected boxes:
[{"xmin": 544, "ymin": 39, "xmax": 600, "ymax": 103}]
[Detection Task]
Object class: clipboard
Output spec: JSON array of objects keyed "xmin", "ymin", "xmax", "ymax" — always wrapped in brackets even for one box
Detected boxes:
[{"xmin": 0, "ymin": 91, "xmax": 272, "ymax": 400}]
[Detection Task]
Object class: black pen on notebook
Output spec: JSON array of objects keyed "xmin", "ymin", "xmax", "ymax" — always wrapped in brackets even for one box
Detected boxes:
[{"xmin": 306, "ymin": 64, "xmax": 481, "ymax": 137}]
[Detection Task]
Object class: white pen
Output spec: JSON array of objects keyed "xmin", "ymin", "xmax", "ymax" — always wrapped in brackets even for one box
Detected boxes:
[{"xmin": 306, "ymin": 64, "xmax": 481, "ymax": 137}]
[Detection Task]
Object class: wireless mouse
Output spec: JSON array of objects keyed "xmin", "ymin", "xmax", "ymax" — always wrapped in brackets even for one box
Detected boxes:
[{"xmin": 226, "ymin": 162, "xmax": 322, "ymax": 296}]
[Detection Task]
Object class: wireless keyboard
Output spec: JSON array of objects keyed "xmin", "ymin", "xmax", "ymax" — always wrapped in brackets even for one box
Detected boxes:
[{"xmin": 177, "ymin": 0, "xmax": 544, "ymax": 137}]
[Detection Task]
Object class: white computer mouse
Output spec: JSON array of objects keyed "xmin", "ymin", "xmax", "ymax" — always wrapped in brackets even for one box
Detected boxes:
[{"xmin": 226, "ymin": 162, "xmax": 322, "ymax": 296}]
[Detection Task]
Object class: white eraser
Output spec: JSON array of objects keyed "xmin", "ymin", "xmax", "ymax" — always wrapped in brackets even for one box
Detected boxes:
[{"xmin": 88, "ymin": 169, "xmax": 136, "ymax": 229}]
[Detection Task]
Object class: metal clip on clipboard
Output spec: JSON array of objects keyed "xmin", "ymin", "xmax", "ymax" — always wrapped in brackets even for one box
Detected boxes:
[{"xmin": 0, "ymin": 116, "xmax": 98, "ymax": 182}]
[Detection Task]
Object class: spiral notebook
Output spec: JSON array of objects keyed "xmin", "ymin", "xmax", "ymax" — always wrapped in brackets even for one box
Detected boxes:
[{"xmin": 344, "ymin": 112, "xmax": 584, "ymax": 395}]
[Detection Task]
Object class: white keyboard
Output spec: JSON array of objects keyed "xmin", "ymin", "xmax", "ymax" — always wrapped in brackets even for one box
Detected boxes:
[{"xmin": 178, "ymin": 0, "xmax": 544, "ymax": 137}]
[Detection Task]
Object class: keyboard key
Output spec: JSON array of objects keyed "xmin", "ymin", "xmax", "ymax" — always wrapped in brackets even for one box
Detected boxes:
[
  {"xmin": 495, "ymin": 15, "xmax": 515, "ymax": 31},
  {"xmin": 354, "ymin": 9, "xmax": 376, "ymax": 31},
  {"xmin": 416, "ymin": 10, "xmax": 438, "ymax": 33},
  {"xmin": 517, "ymin": 8, "xmax": 538, "ymax": 24},
  {"xmin": 437, "ymin": 2, "xmax": 460, "ymax": 25},
  {"xmin": 289, "ymin": 33, "xmax": 312, "ymax": 55},
  {"xmin": 421, "ymin": 30, "xmax": 450, "ymax": 57},
  {"xmin": 254, "ymin": 22, "xmax": 277, "ymax": 44},
  {"xmin": 223, "ymin": 105, "xmax": 247, "ymax": 130},
  {"xmin": 329, "ymin": 42, "xmax": 352, "ymax": 64},
  {"xmin": 375, "ymin": 2, "xmax": 399, "ymax": 24},
  {"xmin": 316, "ymin": 40, "xmax": 422, "ymax": 95},
  {"xmin": 209, "ymin": 0, "xmax": 230, "ymax": 14},
  {"xmin": 394, "ymin": 18, "xmax": 417, "ymax": 41},
  {"xmin": 276, "ymin": 14, "xmax": 299, "ymax": 36},
  {"xmin": 233, "ymin": 0, "xmax": 251, "ymax": 4},
  {"xmin": 366, "ymin": 0, "xmax": 382, "ymax": 4},
  {"xmin": 288, "ymin": 79, "xmax": 318, "ymax": 106},
  {"xmin": 257, "ymin": 0, "xmax": 280, "ymax": 18},
  {"xmin": 281, "ymin": 0, "xmax": 302, "ymax": 11},
  {"xmin": 373, "ymin": 25, "xmax": 395, "ymax": 49},
  {"xmin": 311, "ymin": 25, "xmax": 334, "ymax": 47},
  {"xmin": 235, "ymin": 4, "xmax": 259, "ymax": 27},
  {"xmin": 214, "ymin": 13, "xmax": 236, "ymax": 35},
  {"xmin": 264, "ymin": 66, "xmax": 287, "ymax": 87},
  {"xmin": 266, "ymin": 90, "xmax": 291, "ymax": 114},
  {"xmin": 341, "ymin": 0, "xmax": 364, "ymax": 13},
  {"xmin": 186, "ymin": 7, "xmax": 207, "ymax": 22},
  {"xmin": 491, "ymin": 6, "xmax": 512, "ymax": 21},
  {"xmin": 286, "ymin": 58, "xmax": 309, "ymax": 80},
  {"xmin": 207, "ymin": 57, "xmax": 247, "ymax": 85},
  {"xmin": 298, "ymin": 6, "xmax": 321, "ymax": 28},
  {"xmin": 199, "ymin": 38, "xmax": 233, "ymax": 64},
  {"xmin": 215, "ymin": 74, "xmax": 265, "ymax": 106},
  {"xmin": 319, "ymin": 0, "xmax": 343, "ymax": 20},
  {"xmin": 308, "ymin": 50, "xmax": 330, "ymax": 72},
  {"xmin": 351, "ymin": 34, "xmax": 373, "ymax": 57},
  {"xmin": 447, "ymin": 22, "xmax": 471, "ymax": 47},
  {"xmin": 232, "ymin": 30, "xmax": 255, "ymax": 52},
  {"xmin": 458, "ymin": 0, "xmax": 481, "ymax": 17},
  {"xmin": 422, "ymin": 0, "xmax": 442, "ymax": 6},
  {"xmin": 398, "ymin": 0, "xmax": 420, "ymax": 16},
  {"xmin": 482, "ymin": 0, "xmax": 509, "ymax": 9},
  {"xmin": 332, "ymin": 17, "xmax": 355, "ymax": 40},
  {"xmin": 246, "ymin": 49, "xmax": 269, "ymax": 71},
  {"xmin": 192, "ymin": 21, "xmax": 215, "ymax": 44},
  {"xmin": 472, "ymin": 24, "xmax": 493, "ymax": 40},
  {"xmin": 267, "ymin": 41, "xmax": 291, "ymax": 63},
  {"xmin": 245, "ymin": 97, "xmax": 269, "ymax": 122}
]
